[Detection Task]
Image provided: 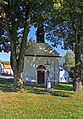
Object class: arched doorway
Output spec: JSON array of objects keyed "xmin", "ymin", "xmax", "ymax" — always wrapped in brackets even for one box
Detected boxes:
[{"xmin": 37, "ymin": 65, "xmax": 46, "ymax": 84}]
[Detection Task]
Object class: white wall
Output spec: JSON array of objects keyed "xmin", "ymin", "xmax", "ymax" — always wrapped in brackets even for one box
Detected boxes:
[
  {"xmin": 0, "ymin": 63, "xmax": 3, "ymax": 74},
  {"xmin": 59, "ymin": 67, "xmax": 69, "ymax": 82},
  {"xmin": 3, "ymin": 68, "xmax": 13, "ymax": 75},
  {"xmin": 0, "ymin": 65, "xmax": 2, "ymax": 73},
  {"xmin": 23, "ymin": 56, "xmax": 59, "ymax": 85}
]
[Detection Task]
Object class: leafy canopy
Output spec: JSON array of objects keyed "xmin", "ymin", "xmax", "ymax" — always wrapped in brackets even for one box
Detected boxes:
[{"xmin": 46, "ymin": 0, "xmax": 83, "ymax": 51}]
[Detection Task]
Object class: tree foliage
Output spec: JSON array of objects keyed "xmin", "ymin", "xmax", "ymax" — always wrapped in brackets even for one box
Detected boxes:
[
  {"xmin": 46, "ymin": 0, "xmax": 83, "ymax": 49},
  {"xmin": 27, "ymin": 37, "xmax": 35, "ymax": 47},
  {"xmin": 60, "ymin": 51, "xmax": 75, "ymax": 80},
  {"xmin": 46, "ymin": 0, "xmax": 83, "ymax": 91},
  {"xmin": 0, "ymin": 0, "xmax": 9, "ymax": 52},
  {"xmin": 60, "ymin": 51, "xmax": 75, "ymax": 72}
]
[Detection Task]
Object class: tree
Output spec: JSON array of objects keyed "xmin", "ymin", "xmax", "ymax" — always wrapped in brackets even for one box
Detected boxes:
[
  {"xmin": 32, "ymin": 0, "xmax": 63, "ymax": 43},
  {"xmin": 0, "ymin": 0, "xmax": 10, "ymax": 52},
  {"xmin": 60, "ymin": 51, "xmax": 75, "ymax": 80},
  {"xmin": 27, "ymin": 37, "xmax": 35, "ymax": 47},
  {"xmin": 0, "ymin": 0, "xmax": 34, "ymax": 89},
  {"xmin": 60, "ymin": 51, "xmax": 75, "ymax": 71},
  {"xmin": 46, "ymin": 0, "xmax": 83, "ymax": 91},
  {"xmin": 0, "ymin": 0, "xmax": 59, "ymax": 89}
]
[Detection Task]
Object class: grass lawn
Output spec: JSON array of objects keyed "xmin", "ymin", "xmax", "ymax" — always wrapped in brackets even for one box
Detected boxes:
[{"xmin": 0, "ymin": 79, "xmax": 83, "ymax": 119}]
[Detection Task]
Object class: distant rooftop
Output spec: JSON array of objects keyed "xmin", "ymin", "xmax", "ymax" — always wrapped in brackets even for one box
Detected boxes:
[{"xmin": 3, "ymin": 65, "xmax": 11, "ymax": 69}]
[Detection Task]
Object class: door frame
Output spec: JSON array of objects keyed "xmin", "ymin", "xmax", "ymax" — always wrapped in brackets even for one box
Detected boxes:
[{"xmin": 37, "ymin": 65, "xmax": 46, "ymax": 85}]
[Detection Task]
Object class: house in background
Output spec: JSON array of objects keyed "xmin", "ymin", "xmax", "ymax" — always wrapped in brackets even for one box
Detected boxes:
[
  {"xmin": 0, "ymin": 61, "xmax": 13, "ymax": 75},
  {"xmin": 59, "ymin": 67, "xmax": 69, "ymax": 82},
  {"xmin": 3, "ymin": 65, "xmax": 13, "ymax": 75},
  {"xmin": 0, "ymin": 61, "xmax": 3, "ymax": 74}
]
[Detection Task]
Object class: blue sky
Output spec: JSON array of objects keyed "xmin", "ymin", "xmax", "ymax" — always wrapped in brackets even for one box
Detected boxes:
[{"xmin": 0, "ymin": 26, "xmax": 67, "ymax": 61}]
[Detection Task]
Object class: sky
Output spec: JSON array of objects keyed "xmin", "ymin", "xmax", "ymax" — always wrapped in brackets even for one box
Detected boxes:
[{"xmin": 0, "ymin": 26, "xmax": 67, "ymax": 61}]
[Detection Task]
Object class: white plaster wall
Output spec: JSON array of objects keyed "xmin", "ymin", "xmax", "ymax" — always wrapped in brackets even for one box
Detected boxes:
[
  {"xmin": 23, "ymin": 56, "xmax": 59, "ymax": 85},
  {"xmin": 0, "ymin": 63, "xmax": 3, "ymax": 73},
  {"xmin": 0, "ymin": 65, "xmax": 2, "ymax": 73},
  {"xmin": 59, "ymin": 69, "xmax": 69, "ymax": 82},
  {"xmin": 3, "ymin": 69, "xmax": 13, "ymax": 75}
]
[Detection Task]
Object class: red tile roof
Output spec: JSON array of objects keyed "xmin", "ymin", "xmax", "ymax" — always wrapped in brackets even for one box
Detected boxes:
[
  {"xmin": 3, "ymin": 65, "xmax": 11, "ymax": 69},
  {"xmin": 0, "ymin": 61, "xmax": 2, "ymax": 63}
]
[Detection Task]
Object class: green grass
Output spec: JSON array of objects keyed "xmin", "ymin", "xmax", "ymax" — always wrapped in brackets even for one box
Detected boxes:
[
  {"xmin": 0, "ymin": 79, "xmax": 83, "ymax": 119},
  {"xmin": 0, "ymin": 73, "xmax": 13, "ymax": 76}
]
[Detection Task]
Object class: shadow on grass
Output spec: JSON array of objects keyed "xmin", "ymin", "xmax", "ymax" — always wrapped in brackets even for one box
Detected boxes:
[
  {"xmin": 24, "ymin": 85, "xmax": 73, "ymax": 97},
  {"xmin": 0, "ymin": 73, "xmax": 13, "ymax": 76},
  {"xmin": 0, "ymin": 79, "xmax": 74, "ymax": 97},
  {"xmin": 0, "ymin": 79, "xmax": 16, "ymax": 92},
  {"xmin": 0, "ymin": 78, "xmax": 14, "ymax": 84},
  {"xmin": 53, "ymin": 82, "xmax": 73, "ymax": 91},
  {"xmin": 51, "ymin": 90, "xmax": 74, "ymax": 97},
  {"xmin": 24, "ymin": 85, "xmax": 47, "ymax": 94}
]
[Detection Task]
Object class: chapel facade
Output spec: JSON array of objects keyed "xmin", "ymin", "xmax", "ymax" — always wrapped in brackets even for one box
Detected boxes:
[{"xmin": 23, "ymin": 24, "xmax": 60, "ymax": 86}]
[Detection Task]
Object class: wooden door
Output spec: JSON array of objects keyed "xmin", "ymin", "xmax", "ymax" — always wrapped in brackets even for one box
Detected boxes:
[{"xmin": 37, "ymin": 71, "xmax": 44, "ymax": 84}]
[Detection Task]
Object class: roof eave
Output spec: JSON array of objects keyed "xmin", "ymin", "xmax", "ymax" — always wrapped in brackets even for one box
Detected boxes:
[{"xmin": 25, "ymin": 54, "xmax": 61, "ymax": 58}]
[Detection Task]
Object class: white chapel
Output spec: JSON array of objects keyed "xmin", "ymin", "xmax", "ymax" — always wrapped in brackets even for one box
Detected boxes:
[{"xmin": 23, "ymin": 25, "xmax": 60, "ymax": 86}]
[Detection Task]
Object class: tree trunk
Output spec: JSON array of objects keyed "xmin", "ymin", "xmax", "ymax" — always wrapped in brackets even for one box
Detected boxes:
[
  {"xmin": 73, "ymin": 30, "xmax": 82, "ymax": 91},
  {"xmin": 13, "ymin": 72, "xmax": 23, "ymax": 89},
  {"xmin": 3, "ymin": 1, "xmax": 33, "ymax": 89},
  {"xmin": 73, "ymin": 63, "xmax": 82, "ymax": 91},
  {"xmin": 37, "ymin": 24, "xmax": 45, "ymax": 43},
  {"xmin": 13, "ymin": 1, "xmax": 33, "ymax": 89}
]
